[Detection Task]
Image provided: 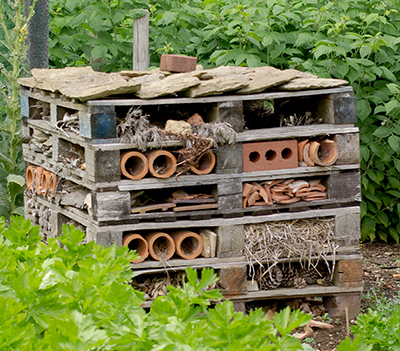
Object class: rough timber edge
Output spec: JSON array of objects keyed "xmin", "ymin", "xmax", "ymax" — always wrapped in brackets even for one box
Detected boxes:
[
  {"xmin": 57, "ymin": 205, "xmax": 360, "ymax": 232},
  {"xmin": 223, "ymin": 285, "xmax": 363, "ymax": 302},
  {"xmin": 87, "ymin": 86, "xmax": 353, "ymax": 106},
  {"xmin": 139, "ymin": 285, "xmax": 363, "ymax": 309},
  {"xmin": 131, "ymin": 253, "xmax": 362, "ymax": 275}
]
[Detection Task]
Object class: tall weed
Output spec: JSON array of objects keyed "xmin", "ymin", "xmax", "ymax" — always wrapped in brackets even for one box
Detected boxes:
[{"xmin": 0, "ymin": 0, "xmax": 36, "ymax": 219}]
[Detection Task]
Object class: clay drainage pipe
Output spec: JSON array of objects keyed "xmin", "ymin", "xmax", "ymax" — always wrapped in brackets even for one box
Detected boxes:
[
  {"xmin": 190, "ymin": 150, "xmax": 216, "ymax": 175},
  {"xmin": 144, "ymin": 232, "xmax": 175, "ymax": 261},
  {"xmin": 170, "ymin": 230, "xmax": 203, "ymax": 260},
  {"xmin": 147, "ymin": 150, "xmax": 177, "ymax": 179},
  {"xmin": 25, "ymin": 165, "xmax": 37, "ymax": 190},
  {"xmin": 41, "ymin": 171, "xmax": 57, "ymax": 196},
  {"xmin": 120, "ymin": 151, "xmax": 149, "ymax": 180},
  {"xmin": 123, "ymin": 233, "xmax": 149, "ymax": 263},
  {"xmin": 309, "ymin": 140, "xmax": 339, "ymax": 166}
]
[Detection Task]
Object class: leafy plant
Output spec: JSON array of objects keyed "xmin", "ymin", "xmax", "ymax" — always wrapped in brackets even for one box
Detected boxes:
[
  {"xmin": 0, "ymin": 0, "xmax": 37, "ymax": 219},
  {"xmin": 0, "ymin": 216, "xmax": 339, "ymax": 350}
]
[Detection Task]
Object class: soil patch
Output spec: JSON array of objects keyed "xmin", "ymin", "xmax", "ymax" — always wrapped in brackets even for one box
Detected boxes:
[{"xmin": 304, "ymin": 242, "xmax": 400, "ymax": 350}]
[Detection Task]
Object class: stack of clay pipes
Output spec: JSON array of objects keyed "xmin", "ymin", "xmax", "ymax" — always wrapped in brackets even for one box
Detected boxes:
[
  {"xmin": 26, "ymin": 165, "xmax": 57, "ymax": 197},
  {"xmin": 298, "ymin": 139, "xmax": 339, "ymax": 167},
  {"xmin": 123, "ymin": 230, "xmax": 204, "ymax": 263},
  {"xmin": 243, "ymin": 179, "xmax": 326, "ymax": 208},
  {"xmin": 120, "ymin": 149, "xmax": 216, "ymax": 180}
]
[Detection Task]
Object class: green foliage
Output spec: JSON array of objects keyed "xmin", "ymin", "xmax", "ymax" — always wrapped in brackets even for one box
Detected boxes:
[
  {"xmin": 351, "ymin": 300, "xmax": 400, "ymax": 350},
  {"xmin": 48, "ymin": 0, "xmax": 400, "ymax": 242},
  {"xmin": 0, "ymin": 0, "xmax": 37, "ymax": 219},
  {"xmin": 1, "ymin": 216, "xmax": 319, "ymax": 350}
]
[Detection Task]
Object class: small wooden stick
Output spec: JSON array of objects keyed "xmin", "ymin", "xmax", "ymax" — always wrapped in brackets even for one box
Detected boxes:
[{"xmin": 345, "ymin": 307, "xmax": 350, "ymax": 336}]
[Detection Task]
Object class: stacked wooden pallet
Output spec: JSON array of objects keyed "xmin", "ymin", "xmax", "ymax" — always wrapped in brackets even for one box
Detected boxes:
[{"xmin": 20, "ymin": 66, "xmax": 362, "ymax": 318}]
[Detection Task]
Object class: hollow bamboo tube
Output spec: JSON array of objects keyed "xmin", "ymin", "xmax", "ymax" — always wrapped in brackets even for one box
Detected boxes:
[
  {"xmin": 25, "ymin": 165, "xmax": 37, "ymax": 190},
  {"xmin": 147, "ymin": 150, "xmax": 177, "ymax": 179},
  {"xmin": 170, "ymin": 230, "xmax": 203, "ymax": 260},
  {"xmin": 144, "ymin": 232, "xmax": 175, "ymax": 261},
  {"xmin": 123, "ymin": 233, "xmax": 149, "ymax": 263},
  {"xmin": 190, "ymin": 150, "xmax": 216, "ymax": 175},
  {"xmin": 120, "ymin": 151, "xmax": 149, "ymax": 180},
  {"xmin": 309, "ymin": 140, "xmax": 339, "ymax": 166}
]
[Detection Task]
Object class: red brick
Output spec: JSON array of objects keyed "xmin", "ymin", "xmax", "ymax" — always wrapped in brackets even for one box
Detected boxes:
[
  {"xmin": 160, "ymin": 54, "xmax": 197, "ymax": 73},
  {"xmin": 242, "ymin": 140, "xmax": 298, "ymax": 172}
]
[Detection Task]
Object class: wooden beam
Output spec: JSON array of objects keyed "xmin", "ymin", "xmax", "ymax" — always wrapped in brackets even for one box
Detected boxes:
[{"xmin": 133, "ymin": 11, "xmax": 149, "ymax": 71}]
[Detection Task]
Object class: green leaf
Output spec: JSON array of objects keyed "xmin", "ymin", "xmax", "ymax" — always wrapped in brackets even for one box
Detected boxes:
[
  {"xmin": 91, "ymin": 46, "xmax": 108, "ymax": 61},
  {"xmin": 386, "ymin": 83, "xmax": 400, "ymax": 95},
  {"xmin": 373, "ymin": 126, "xmax": 392, "ymax": 138},
  {"xmin": 388, "ymin": 135, "xmax": 400, "ymax": 153},
  {"xmin": 338, "ymin": 336, "xmax": 372, "ymax": 351},
  {"xmin": 357, "ymin": 99, "xmax": 371, "ymax": 121}
]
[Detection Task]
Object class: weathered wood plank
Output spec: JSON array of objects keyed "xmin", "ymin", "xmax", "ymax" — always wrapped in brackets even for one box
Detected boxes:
[
  {"xmin": 21, "ymin": 86, "xmax": 89, "ymax": 111},
  {"xmin": 218, "ymin": 265, "xmax": 247, "ymax": 295},
  {"xmin": 236, "ymin": 124, "xmax": 359, "ymax": 143},
  {"xmin": 133, "ymin": 12, "xmax": 149, "ymax": 71},
  {"xmin": 87, "ymin": 86, "xmax": 353, "ymax": 107},
  {"xmin": 85, "ymin": 148, "xmax": 121, "ymax": 182},
  {"xmin": 92, "ymin": 191, "xmax": 131, "ymax": 221},
  {"xmin": 335, "ymin": 212, "xmax": 361, "ymax": 247},
  {"xmin": 224, "ymin": 286, "xmax": 363, "ymax": 302},
  {"xmin": 316, "ymin": 93, "xmax": 357, "ymax": 124},
  {"xmin": 216, "ymin": 225, "xmax": 244, "ymax": 258},
  {"xmin": 328, "ymin": 171, "xmax": 361, "ymax": 202},
  {"xmin": 335, "ymin": 133, "xmax": 360, "ymax": 165},
  {"xmin": 214, "ymin": 144, "xmax": 243, "ymax": 174}
]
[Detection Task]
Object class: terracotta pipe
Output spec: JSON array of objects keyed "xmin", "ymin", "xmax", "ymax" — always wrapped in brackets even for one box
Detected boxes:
[
  {"xmin": 190, "ymin": 150, "xmax": 216, "ymax": 175},
  {"xmin": 123, "ymin": 233, "xmax": 149, "ymax": 263},
  {"xmin": 34, "ymin": 167, "xmax": 44, "ymax": 194},
  {"xmin": 302, "ymin": 142, "xmax": 315, "ymax": 167},
  {"xmin": 309, "ymin": 140, "xmax": 339, "ymax": 166},
  {"xmin": 170, "ymin": 230, "xmax": 203, "ymax": 260},
  {"xmin": 144, "ymin": 232, "xmax": 175, "ymax": 261},
  {"xmin": 147, "ymin": 150, "xmax": 177, "ymax": 179},
  {"xmin": 26, "ymin": 165, "xmax": 37, "ymax": 190},
  {"xmin": 120, "ymin": 151, "xmax": 149, "ymax": 180}
]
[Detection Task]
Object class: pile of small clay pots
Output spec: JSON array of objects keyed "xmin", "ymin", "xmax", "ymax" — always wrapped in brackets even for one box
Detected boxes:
[
  {"xmin": 298, "ymin": 139, "xmax": 339, "ymax": 167},
  {"xmin": 26, "ymin": 165, "xmax": 57, "ymax": 197},
  {"xmin": 123, "ymin": 230, "xmax": 204, "ymax": 263},
  {"xmin": 243, "ymin": 178, "xmax": 326, "ymax": 208}
]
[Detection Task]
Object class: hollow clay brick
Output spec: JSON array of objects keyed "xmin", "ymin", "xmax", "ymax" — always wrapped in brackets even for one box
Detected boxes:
[
  {"xmin": 242, "ymin": 140, "xmax": 298, "ymax": 172},
  {"xmin": 160, "ymin": 54, "xmax": 197, "ymax": 73}
]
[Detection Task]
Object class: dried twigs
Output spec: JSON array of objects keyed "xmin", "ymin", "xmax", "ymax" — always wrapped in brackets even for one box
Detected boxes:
[{"xmin": 245, "ymin": 218, "xmax": 337, "ymax": 280}]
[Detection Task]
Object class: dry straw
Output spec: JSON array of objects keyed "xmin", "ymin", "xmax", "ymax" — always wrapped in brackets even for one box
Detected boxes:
[{"xmin": 245, "ymin": 218, "xmax": 338, "ymax": 280}]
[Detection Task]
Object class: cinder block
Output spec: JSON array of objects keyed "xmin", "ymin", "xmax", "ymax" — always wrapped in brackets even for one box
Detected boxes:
[
  {"xmin": 218, "ymin": 265, "xmax": 247, "ymax": 295},
  {"xmin": 324, "ymin": 293, "xmax": 361, "ymax": 319},
  {"xmin": 160, "ymin": 54, "xmax": 197, "ymax": 73},
  {"xmin": 216, "ymin": 225, "xmax": 244, "ymax": 258},
  {"xmin": 242, "ymin": 140, "xmax": 298, "ymax": 172}
]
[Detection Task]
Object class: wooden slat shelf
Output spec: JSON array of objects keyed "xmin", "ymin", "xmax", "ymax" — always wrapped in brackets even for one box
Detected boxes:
[
  {"xmin": 139, "ymin": 285, "xmax": 363, "ymax": 309},
  {"xmin": 131, "ymin": 253, "xmax": 362, "ymax": 276},
  {"xmin": 87, "ymin": 86, "xmax": 353, "ymax": 107},
  {"xmin": 225, "ymin": 285, "xmax": 363, "ymax": 302}
]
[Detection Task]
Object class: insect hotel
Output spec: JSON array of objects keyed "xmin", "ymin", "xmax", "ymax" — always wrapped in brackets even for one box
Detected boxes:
[{"xmin": 19, "ymin": 60, "xmax": 362, "ymax": 318}]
